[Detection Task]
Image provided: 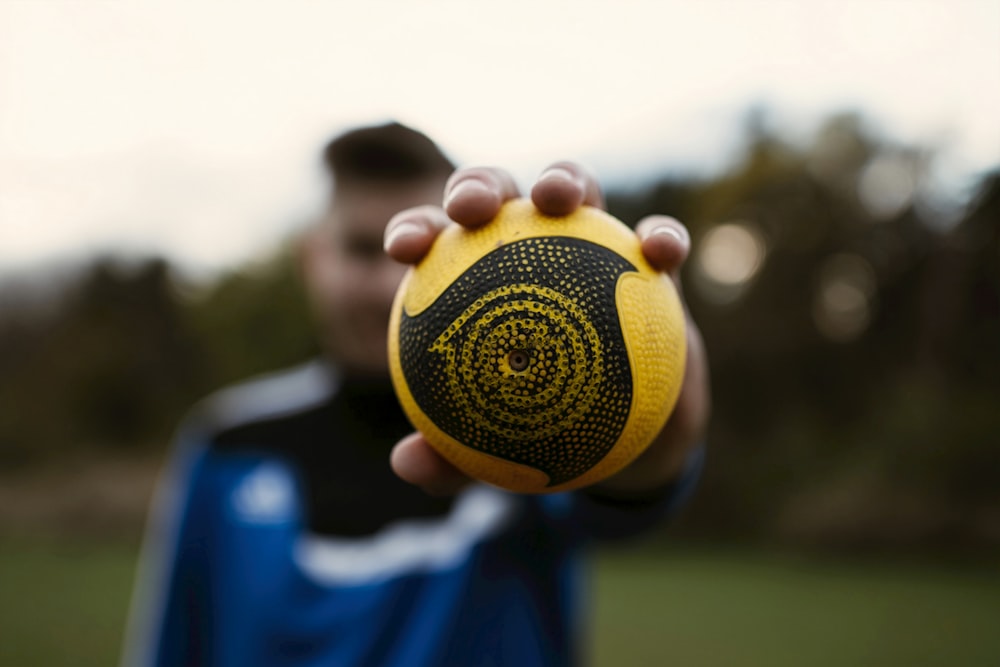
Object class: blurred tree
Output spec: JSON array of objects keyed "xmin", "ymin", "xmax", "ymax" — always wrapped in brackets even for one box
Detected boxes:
[
  {"xmin": 1, "ymin": 113, "xmax": 995, "ymax": 552},
  {"xmin": 628, "ymin": 113, "xmax": 1000, "ymax": 549},
  {"xmin": 0, "ymin": 247, "xmax": 316, "ymax": 467},
  {"xmin": 0, "ymin": 258, "xmax": 203, "ymax": 465},
  {"xmin": 182, "ymin": 242, "xmax": 317, "ymax": 390}
]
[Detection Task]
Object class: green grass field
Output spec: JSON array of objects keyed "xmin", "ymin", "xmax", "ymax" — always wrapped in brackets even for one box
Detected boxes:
[
  {"xmin": 1, "ymin": 539, "xmax": 997, "ymax": 666},
  {"xmin": 591, "ymin": 548, "xmax": 1000, "ymax": 667},
  {"xmin": 0, "ymin": 539, "xmax": 138, "ymax": 667}
]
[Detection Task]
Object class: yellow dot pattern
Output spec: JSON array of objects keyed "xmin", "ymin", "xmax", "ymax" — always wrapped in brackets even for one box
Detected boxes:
[
  {"xmin": 397, "ymin": 236, "xmax": 635, "ymax": 487},
  {"xmin": 388, "ymin": 199, "xmax": 687, "ymax": 494}
]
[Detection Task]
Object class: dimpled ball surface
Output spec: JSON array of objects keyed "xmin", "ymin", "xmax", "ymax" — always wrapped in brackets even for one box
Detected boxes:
[{"xmin": 388, "ymin": 198, "xmax": 686, "ymax": 493}]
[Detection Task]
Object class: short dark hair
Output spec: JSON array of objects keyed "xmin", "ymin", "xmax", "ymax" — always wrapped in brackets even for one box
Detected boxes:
[{"xmin": 323, "ymin": 121, "xmax": 455, "ymax": 184}]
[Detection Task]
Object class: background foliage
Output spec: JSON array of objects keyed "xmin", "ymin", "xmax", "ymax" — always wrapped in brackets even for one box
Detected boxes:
[{"xmin": 1, "ymin": 112, "xmax": 997, "ymax": 554}]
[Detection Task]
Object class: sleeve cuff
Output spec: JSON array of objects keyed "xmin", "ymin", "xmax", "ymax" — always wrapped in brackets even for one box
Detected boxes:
[
  {"xmin": 575, "ymin": 444, "xmax": 707, "ymax": 540},
  {"xmin": 583, "ymin": 443, "xmax": 706, "ymax": 511}
]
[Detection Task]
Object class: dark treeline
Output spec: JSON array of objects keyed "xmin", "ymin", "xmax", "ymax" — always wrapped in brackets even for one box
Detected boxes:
[{"xmin": 1, "ymin": 113, "xmax": 997, "ymax": 552}]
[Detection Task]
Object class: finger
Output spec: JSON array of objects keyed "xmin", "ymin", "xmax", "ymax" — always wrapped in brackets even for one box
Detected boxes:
[
  {"xmin": 443, "ymin": 167, "xmax": 521, "ymax": 228},
  {"xmin": 390, "ymin": 432, "xmax": 472, "ymax": 497},
  {"xmin": 635, "ymin": 215, "xmax": 690, "ymax": 281},
  {"xmin": 383, "ymin": 205, "xmax": 453, "ymax": 265},
  {"xmin": 663, "ymin": 321, "xmax": 711, "ymax": 448},
  {"xmin": 530, "ymin": 161, "xmax": 604, "ymax": 217}
]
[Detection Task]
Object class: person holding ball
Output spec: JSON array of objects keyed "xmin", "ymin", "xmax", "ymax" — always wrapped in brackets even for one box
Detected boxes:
[{"xmin": 123, "ymin": 122, "xmax": 710, "ymax": 667}]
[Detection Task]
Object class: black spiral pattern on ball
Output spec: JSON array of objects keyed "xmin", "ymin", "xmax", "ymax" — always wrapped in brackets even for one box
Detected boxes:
[{"xmin": 398, "ymin": 236, "xmax": 637, "ymax": 487}]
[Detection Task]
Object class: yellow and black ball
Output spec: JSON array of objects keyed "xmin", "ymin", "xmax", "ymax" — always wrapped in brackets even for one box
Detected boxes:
[{"xmin": 388, "ymin": 198, "xmax": 686, "ymax": 493}]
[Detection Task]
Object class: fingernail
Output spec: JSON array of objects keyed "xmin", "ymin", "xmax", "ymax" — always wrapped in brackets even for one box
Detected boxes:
[
  {"xmin": 537, "ymin": 166, "xmax": 576, "ymax": 185},
  {"xmin": 651, "ymin": 225, "xmax": 685, "ymax": 243},
  {"xmin": 383, "ymin": 221, "xmax": 422, "ymax": 252},
  {"xmin": 444, "ymin": 178, "xmax": 491, "ymax": 208}
]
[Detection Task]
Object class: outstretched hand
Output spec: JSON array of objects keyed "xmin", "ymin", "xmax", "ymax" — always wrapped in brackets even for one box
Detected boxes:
[{"xmin": 383, "ymin": 162, "xmax": 710, "ymax": 498}]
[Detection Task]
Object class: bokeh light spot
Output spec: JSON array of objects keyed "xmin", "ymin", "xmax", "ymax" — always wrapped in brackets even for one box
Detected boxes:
[
  {"xmin": 694, "ymin": 222, "xmax": 767, "ymax": 304},
  {"xmin": 813, "ymin": 253, "xmax": 877, "ymax": 342},
  {"xmin": 858, "ymin": 153, "xmax": 919, "ymax": 221}
]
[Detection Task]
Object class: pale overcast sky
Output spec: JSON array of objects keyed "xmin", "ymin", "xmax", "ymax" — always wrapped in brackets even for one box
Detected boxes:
[{"xmin": 1, "ymin": 0, "xmax": 998, "ymax": 279}]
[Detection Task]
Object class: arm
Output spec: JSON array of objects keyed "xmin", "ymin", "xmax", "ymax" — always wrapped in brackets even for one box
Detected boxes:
[
  {"xmin": 385, "ymin": 163, "xmax": 710, "ymax": 502},
  {"xmin": 121, "ymin": 431, "xmax": 214, "ymax": 667}
]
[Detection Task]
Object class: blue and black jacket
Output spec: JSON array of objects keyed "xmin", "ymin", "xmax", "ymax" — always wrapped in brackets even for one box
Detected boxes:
[{"xmin": 123, "ymin": 361, "xmax": 702, "ymax": 667}]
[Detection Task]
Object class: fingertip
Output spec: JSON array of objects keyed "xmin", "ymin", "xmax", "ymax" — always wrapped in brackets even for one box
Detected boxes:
[
  {"xmin": 389, "ymin": 434, "xmax": 423, "ymax": 483},
  {"xmin": 383, "ymin": 220, "xmax": 425, "ymax": 262},
  {"xmin": 530, "ymin": 162, "xmax": 603, "ymax": 217},
  {"xmin": 531, "ymin": 167, "xmax": 585, "ymax": 217},
  {"xmin": 444, "ymin": 179, "xmax": 503, "ymax": 227},
  {"xmin": 637, "ymin": 216, "xmax": 690, "ymax": 274},
  {"xmin": 390, "ymin": 434, "xmax": 469, "ymax": 496},
  {"xmin": 383, "ymin": 206, "xmax": 449, "ymax": 264},
  {"xmin": 443, "ymin": 167, "xmax": 520, "ymax": 227}
]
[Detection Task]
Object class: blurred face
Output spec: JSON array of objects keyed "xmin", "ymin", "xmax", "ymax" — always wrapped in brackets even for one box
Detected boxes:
[{"xmin": 302, "ymin": 178, "xmax": 444, "ymax": 378}]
